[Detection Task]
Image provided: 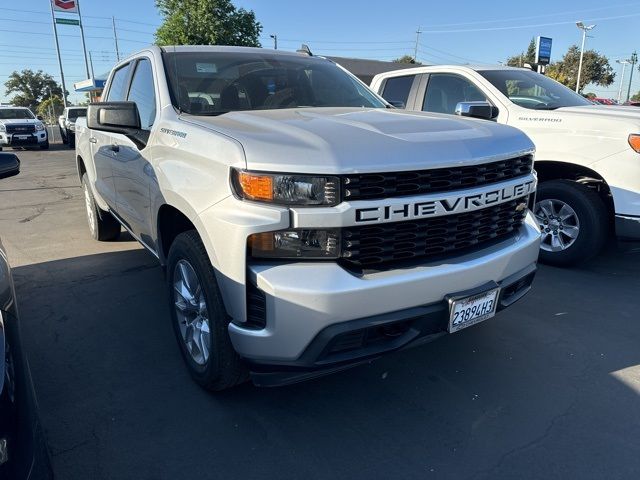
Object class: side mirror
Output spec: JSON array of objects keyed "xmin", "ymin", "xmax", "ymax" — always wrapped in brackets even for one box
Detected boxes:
[
  {"xmin": 36, "ymin": 115, "xmax": 44, "ymax": 121},
  {"xmin": 88, "ymin": 101, "xmax": 141, "ymax": 133},
  {"xmin": 87, "ymin": 101, "xmax": 148, "ymax": 149},
  {"xmin": 387, "ymin": 100, "xmax": 406, "ymax": 109},
  {"xmin": 0, "ymin": 153, "xmax": 20, "ymax": 180},
  {"xmin": 455, "ymin": 101, "xmax": 497, "ymax": 120}
]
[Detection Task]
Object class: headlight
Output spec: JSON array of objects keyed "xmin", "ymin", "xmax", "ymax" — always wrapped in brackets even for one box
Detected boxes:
[
  {"xmin": 249, "ymin": 229, "xmax": 340, "ymax": 259},
  {"xmin": 232, "ymin": 169, "xmax": 340, "ymax": 206},
  {"xmin": 35, "ymin": 123, "xmax": 44, "ymax": 131},
  {"xmin": 69, "ymin": 123, "xmax": 76, "ymax": 131},
  {"xmin": 0, "ymin": 124, "xmax": 5, "ymax": 132},
  {"xmin": 629, "ymin": 134, "xmax": 640, "ymax": 153}
]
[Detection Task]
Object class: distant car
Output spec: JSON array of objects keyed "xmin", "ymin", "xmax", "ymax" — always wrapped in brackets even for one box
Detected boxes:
[
  {"xmin": 624, "ymin": 101, "xmax": 640, "ymax": 107},
  {"xmin": 592, "ymin": 98, "xmax": 616, "ymax": 105},
  {"xmin": 0, "ymin": 107, "xmax": 48, "ymax": 151},
  {"xmin": 0, "ymin": 153, "xmax": 53, "ymax": 479},
  {"xmin": 58, "ymin": 106, "xmax": 87, "ymax": 148}
]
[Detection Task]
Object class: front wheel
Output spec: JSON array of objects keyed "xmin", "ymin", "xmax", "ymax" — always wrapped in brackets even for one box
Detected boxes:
[
  {"xmin": 82, "ymin": 174, "xmax": 121, "ymax": 241},
  {"xmin": 534, "ymin": 180, "xmax": 609, "ymax": 266},
  {"xmin": 167, "ymin": 230, "xmax": 248, "ymax": 391},
  {"xmin": 40, "ymin": 139, "xmax": 49, "ymax": 150}
]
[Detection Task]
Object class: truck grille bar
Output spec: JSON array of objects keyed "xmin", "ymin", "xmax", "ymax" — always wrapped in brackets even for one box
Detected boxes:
[
  {"xmin": 342, "ymin": 155, "xmax": 533, "ymax": 201},
  {"xmin": 341, "ymin": 199, "xmax": 528, "ymax": 268}
]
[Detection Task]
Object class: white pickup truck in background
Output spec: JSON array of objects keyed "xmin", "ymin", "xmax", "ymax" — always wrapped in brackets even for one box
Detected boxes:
[{"xmin": 372, "ymin": 66, "xmax": 640, "ymax": 266}]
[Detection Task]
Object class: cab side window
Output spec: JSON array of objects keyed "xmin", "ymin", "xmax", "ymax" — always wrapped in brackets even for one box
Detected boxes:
[
  {"xmin": 127, "ymin": 59, "xmax": 157, "ymax": 131},
  {"xmin": 381, "ymin": 75, "xmax": 415, "ymax": 107},
  {"xmin": 105, "ymin": 64, "xmax": 131, "ymax": 101},
  {"xmin": 423, "ymin": 73, "xmax": 487, "ymax": 114}
]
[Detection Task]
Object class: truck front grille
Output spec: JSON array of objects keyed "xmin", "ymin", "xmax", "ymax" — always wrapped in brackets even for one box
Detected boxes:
[
  {"xmin": 6, "ymin": 124, "xmax": 36, "ymax": 134},
  {"xmin": 342, "ymin": 155, "xmax": 533, "ymax": 201},
  {"xmin": 341, "ymin": 199, "xmax": 528, "ymax": 268}
]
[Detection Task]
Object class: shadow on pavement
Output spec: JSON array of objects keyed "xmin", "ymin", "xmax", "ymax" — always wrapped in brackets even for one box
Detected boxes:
[{"xmin": 12, "ymin": 242, "xmax": 640, "ymax": 480}]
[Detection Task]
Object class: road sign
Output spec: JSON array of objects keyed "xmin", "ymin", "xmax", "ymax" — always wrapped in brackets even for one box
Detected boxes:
[
  {"xmin": 536, "ymin": 36, "xmax": 552, "ymax": 66},
  {"xmin": 55, "ymin": 17, "xmax": 80, "ymax": 25},
  {"xmin": 52, "ymin": 0, "xmax": 78, "ymax": 13}
]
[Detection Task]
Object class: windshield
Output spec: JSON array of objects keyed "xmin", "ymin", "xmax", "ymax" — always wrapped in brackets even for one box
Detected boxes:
[
  {"xmin": 68, "ymin": 108, "xmax": 87, "ymax": 120},
  {"xmin": 479, "ymin": 69, "xmax": 593, "ymax": 110},
  {"xmin": 0, "ymin": 108, "xmax": 35, "ymax": 120},
  {"xmin": 162, "ymin": 51, "xmax": 386, "ymax": 115}
]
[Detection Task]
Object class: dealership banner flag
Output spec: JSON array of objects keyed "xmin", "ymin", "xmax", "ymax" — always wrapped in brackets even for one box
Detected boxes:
[{"xmin": 52, "ymin": 0, "xmax": 79, "ymax": 13}]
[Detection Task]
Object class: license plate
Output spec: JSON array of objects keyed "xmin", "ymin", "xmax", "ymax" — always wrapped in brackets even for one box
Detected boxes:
[
  {"xmin": 448, "ymin": 288, "xmax": 499, "ymax": 333},
  {"xmin": 16, "ymin": 135, "xmax": 28, "ymax": 140}
]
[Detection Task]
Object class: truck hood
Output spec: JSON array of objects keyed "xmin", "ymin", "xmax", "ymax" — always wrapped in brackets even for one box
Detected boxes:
[
  {"xmin": 186, "ymin": 108, "xmax": 534, "ymax": 174},
  {"xmin": 555, "ymin": 105, "xmax": 640, "ymax": 122},
  {"xmin": 0, "ymin": 118, "xmax": 40, "ymax": 125}
]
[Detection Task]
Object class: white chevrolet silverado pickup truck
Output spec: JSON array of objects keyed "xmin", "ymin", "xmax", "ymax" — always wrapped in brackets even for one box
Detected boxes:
[
  {"xmin": 75, "ymin": 46, "xmax": 540, "ymax": 390},
  {"xmin": 372, "ymin": 66, "xmax": 640, "ymax": 265}
]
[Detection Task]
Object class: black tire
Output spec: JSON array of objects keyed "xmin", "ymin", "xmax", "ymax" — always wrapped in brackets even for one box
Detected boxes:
[
  {"xmin": 68, "ymin": 134, "xmax": 75, "ymax": 149},
  {"xmin": 81, "ymin": 173, "xmax": 121, "ymax": 241},
  {"xmin": 167, "ymin": 230, "xmax": 248, "ymax": 391},
  {"xmin": 535, "ymin": 180, "xmax": 609, "ymax": 266},
  {"xmin": 40, "ymin": 139, "xmax": 49, "ymax": 150},
  {"xmin": 60, "ymin": 128, "xmax": 67, "ymax": 144}
]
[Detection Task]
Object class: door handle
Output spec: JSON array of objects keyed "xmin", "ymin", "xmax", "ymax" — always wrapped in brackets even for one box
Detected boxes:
[
  {"xmin": 89, "ymin": 137, "xmax": 97, "ymax": 144},
  {"xmin": 109, "ymin": 144, "xmax": 120, "ymax": 153}
]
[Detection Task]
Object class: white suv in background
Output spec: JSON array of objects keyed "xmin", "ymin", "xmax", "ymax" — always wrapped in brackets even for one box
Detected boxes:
[
  {"xmin": 58, "ymin": 106, "xmax": 87, "ymax": 148},
  {"xmin": 372, "ymin": 66, "xmax": 640, "ymax": 266},
  {"xmin": 0, "ymin": 106, "xmax": 49, "ymax": 150}
]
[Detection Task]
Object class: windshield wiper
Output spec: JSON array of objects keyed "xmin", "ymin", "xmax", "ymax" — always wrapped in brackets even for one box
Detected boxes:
[
  {"xmin": 533, "ymin": 103, "xmax": 561, "ymax": 110},
  {"xmin": 193, "ymin": 111, "xmax": 231, "ymax": 116}
]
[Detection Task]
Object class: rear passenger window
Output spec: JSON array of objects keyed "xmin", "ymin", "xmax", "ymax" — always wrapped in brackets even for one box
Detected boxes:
[
  {"xmin": 105, "ymin": 64, "xmax": 131, "ymax": 101},
  {"xmin": 381, "ymin": 75, "xmax": 415, "ymax": 107}
]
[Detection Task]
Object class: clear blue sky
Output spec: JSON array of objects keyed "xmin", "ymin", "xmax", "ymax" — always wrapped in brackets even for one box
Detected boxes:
[{"xmin": 1, "ymin": 0, "xmax": 638, "ymax": 105}]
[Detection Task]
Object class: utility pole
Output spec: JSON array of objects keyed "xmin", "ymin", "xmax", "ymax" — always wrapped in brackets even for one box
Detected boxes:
[
  {"xmin": 76, "ymin": 0, "xmax": 91, "ymax": 79},
  {"xmin": 49, "ymin": 0, "xmax": 67, "ymax": 108},
  {"xmin": 270, "ymin": 34, "xmax": 277, "ymax": 50},
  {"xmin": 616, "ymin": 59, "xmax": 630, "ymax": 104},
  {"xmin": 112, "ymin": 17, "xmax": 121, "ymax": 61},
  {"xmin": 575, "ymin": 21, "xmax": 596, "ymax": 93},
  {"xmin": 89, "ymin": 51, "xmax": 95, "ymax": 80},
  {"xmin": 414, "ymin": 26, "xmax": 422, "ymax": 62},
  {"xmin": 626, "ymin": 51, "xmax": 638, "ymax": 103}
]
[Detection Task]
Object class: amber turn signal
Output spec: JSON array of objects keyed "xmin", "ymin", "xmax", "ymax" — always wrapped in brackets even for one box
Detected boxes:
[
  {"xmin": 236, "ymin": 172, "xmax": 274, "ymax": 201},
  {"xmin": 629, "ymin": 134, "xmax": 640, "ymax": 153}
]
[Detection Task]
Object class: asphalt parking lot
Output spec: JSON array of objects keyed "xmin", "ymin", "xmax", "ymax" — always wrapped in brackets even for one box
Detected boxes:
[{"xmin": 1, "ymin": 145, "xmax": 640, "ymax": 480}]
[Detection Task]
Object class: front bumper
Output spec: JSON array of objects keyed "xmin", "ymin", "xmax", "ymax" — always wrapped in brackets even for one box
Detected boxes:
[
  {"xmin": 0, "ymin": 132, "xmax": 47, "ymax": 147},
  {"xmin": 229, "ymin": 212, "xmax": 541, "ymax": 380},
  {"xmin": 615, "ymin": 214, "xmax": 640, "ymax": 240}
]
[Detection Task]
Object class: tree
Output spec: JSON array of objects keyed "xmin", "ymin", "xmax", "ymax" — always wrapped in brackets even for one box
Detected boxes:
[
  {"xmin": 506, "ymin": 38, "xmax": 536, "ymax": 67},
  {"xmin": 584, "ymin": 92, "xmax": 597, "ymax": 99},
  {"xmin": 36, "ymin": 95, "xmax": 64, "ymax": 124},
  {"xmin": 392, "ymin": 55, "xmax": 420, "ymax": 64},
  {"xmin": 632, "ymin": 91, "xmax": 640, "ymax": 101},
  {"xmin": 155, "ymin": 0, "xmax": 261, "ymax": 47},
  {"xmin": 5, "ymin": 69, "xmax": 65, "ymax": 111},
  {"xmin": 550, "ymin": 45, "xmax": 615, "ymax": 92}
]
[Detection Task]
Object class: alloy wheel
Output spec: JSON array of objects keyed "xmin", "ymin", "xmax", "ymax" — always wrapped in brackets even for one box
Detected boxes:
[
  {"xmin": 535, "ymin": 199, "xmax": 580, "ymax": 252},
  {"xmin": 173, "ymin": 259, "xmax": 211, "ymax": 365}
]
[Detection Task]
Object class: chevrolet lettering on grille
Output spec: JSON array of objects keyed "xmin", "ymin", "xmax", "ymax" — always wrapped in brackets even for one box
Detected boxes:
[{"xmin": 355, "ymin": 179, "xmax": 535, "ymax": 223}]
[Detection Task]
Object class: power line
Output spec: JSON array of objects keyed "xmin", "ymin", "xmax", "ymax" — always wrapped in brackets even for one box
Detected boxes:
[
  {"xmin": 422, "ymin": 12, "xmax": 640, "ymax": 34},
  {"xmin": 417, "ymin": 2, "xmax": 640, "ymax": 28}
]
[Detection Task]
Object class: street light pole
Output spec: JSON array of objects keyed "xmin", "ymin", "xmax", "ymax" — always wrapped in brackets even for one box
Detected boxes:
[
  {"xmin": 270, "ymin": 34, "xmax": 277, "ymax": 50},
  {"xmin": 616, "ymin": 60, "xmax": 630, "ymax": 104},
  {"xmin": 626, "ymin": 51, "xmax": 638, "ymax": 103},
  {"xmin": 575, "ymin": 22, "xmax": 596, "ymax": 93}
]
